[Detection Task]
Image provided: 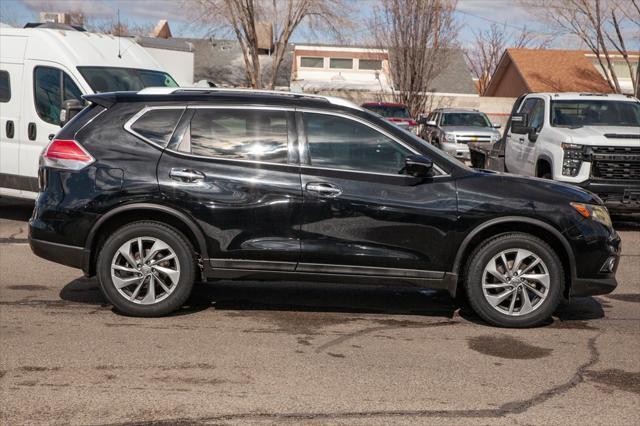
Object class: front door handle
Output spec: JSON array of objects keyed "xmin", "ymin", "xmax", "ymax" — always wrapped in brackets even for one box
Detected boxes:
[
  {"xmin": 519, "ymin": 137, "xmax": 525, "ymax": 143},
  {"xmin": 169, "ymin": 168, "xmax": 205, "ymax": 183},
  {"xmin": 306, "ymin": 182, "xmax": 342, "ymax": 197},
  {"xmin": 28, "ymin": 122, "xmax": 36, "ymax": 141},
  {"xmin": 5, "ymin": 120, "xmax": 14, "ymax": 138}
]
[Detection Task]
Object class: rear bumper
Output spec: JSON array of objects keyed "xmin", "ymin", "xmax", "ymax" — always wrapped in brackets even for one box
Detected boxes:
[
  {"xmin": 570, "ymin": 276, "xmax": 617, "ymax": 297},
  {"xmin": 574, "ymin": 180, "xmax": 640, "ymax": 213},
  {"xmin": 29, "ymin": 237, "xmax": 87, "ymax": 271}
]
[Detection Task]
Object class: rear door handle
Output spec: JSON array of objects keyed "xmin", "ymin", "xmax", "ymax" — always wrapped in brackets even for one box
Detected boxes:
[
  {"xmin": 5, "ymin": 120, "xmax": 14, "ymax": 138},
  {"xmin": 306, "ymin": 182, "xmax": 342, "ymax": 197},
  {"xmin": 28, "ymin": 122, "xmax": 36, "ymax": 141},
  {"xmin": 169, "ymin": 168, "xmax": 205, "ymax": 183}
]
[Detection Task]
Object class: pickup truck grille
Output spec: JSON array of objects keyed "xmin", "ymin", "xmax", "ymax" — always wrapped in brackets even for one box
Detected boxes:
[
  {"xmin": 590, "ymin": 146, "xmax": 640, "ymax": 180},
  {"xmin": 455, "ymin": 135, "xmax": 493, "ymax": 143}
]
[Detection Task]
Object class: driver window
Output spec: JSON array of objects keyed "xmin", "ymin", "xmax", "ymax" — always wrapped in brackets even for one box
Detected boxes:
[
  {"xmin": 34, "ymin": 66, "xmax": 83, "ymax": 125},
  {"xmin": 529, "ymin": 99, "xmax": 545, "ymax": 132},
  {"xmin": 304, "ymin": 112, "xmax": 412, "ymax": 174}
]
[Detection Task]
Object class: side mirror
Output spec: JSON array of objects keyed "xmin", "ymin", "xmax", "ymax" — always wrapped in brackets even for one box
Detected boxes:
[
  {"xmin": 404, "ymin": 155, "xmax": 434, "ymax": 178},
  {"xmin": 528, "ymin": 128, "xmax": 539, "ymax": 143},
  {"xmin": 493, "ymin": 123, "xmax": 501, "ymax": 129},
  {"xmin": 59, "ymin": 99, "xmax": 84, "ymax": 127},
  {"xmin": 425, "ymin": 120, "xmax": 437, "ymax": 127},
  {"xmin": 510, "ymin": 112, "xmax": 529, "ymax": 134}
]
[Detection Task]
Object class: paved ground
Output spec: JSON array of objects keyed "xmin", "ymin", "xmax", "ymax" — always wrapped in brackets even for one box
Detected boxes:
[{"xmin": 0, "ymin": 198, "xmax": 638, "ymax": 425}]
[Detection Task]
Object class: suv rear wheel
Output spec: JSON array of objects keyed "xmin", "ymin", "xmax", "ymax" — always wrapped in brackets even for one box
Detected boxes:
[
  {"xmin": 464, "ymin": 232, "xmax": 563, "ymax": 328},
  {"xmin": 97, "ymin": 221, "xmax": 196, "ymax": 317}
]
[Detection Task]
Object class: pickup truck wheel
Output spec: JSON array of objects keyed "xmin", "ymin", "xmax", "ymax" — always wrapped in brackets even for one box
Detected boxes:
[
  {"xmin": 541, "ymin": 172, "xmax": 552, "ymax": 179},
  {"xmin": 97, "ymin": 221, "xmax": 196, "ymax": 317},
  {"xmin": 464, "ymin": 232, "xmax": 563, "ymax": 328}
]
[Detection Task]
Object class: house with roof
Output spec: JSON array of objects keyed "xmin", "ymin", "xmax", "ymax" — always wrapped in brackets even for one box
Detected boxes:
[
  {"xmin": 291, "ymin": 44, "xmax": 478, "ymax": 98},
  {"xmin": 484, "ymin": 48, "xmax": 639, "ymax": 97}
]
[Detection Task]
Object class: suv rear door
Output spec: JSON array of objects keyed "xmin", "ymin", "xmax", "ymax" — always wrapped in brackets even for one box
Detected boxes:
[
  {"xmin": 155, "ymin": 106, "xmax": 302, "ymax": 271},
  {"xmin": 296, "ymin": 110, "xmax": 458, "ymax": 278}
]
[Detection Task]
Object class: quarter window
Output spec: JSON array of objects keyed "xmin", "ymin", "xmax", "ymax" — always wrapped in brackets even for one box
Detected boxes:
[
  {"xmin": 329, "ymin": 58, "xmax": 353, "ymax": 69},
  {"xmin": 304, "ymin": 113, "xmax": 412, "ymax": 174},
  {"xmin": 300, "ymin": 57, "xmax": 324, "ymax": 68},
  {"xmin": 184, "ymin": 109, "xmax": 289, "ymax": 163},
  {"xmin": 34, "ymin": 66, "xmax": 83, "ymax": 125},
  {"xmin": 130, "ymin": 109, "xmax": 184, "ymax": 146},
  {"xmin": 0, "ymin": 70, "xmax": 10, "ymax": 102}
]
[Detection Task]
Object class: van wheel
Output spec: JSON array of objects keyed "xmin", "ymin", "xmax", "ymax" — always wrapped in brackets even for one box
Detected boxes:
[
  {"xmin": 97, "ymin": 221, "xmax": 196, "ymax": 317},
  {"xmin": 464, "ymin": 233, "xmax": 563, "ymax": 328}
]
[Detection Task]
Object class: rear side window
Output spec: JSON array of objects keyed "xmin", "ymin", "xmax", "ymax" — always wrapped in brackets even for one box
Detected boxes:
[
  {"xmin": 184, "ymin": 109, "xmax": 289, "ymax": 163},
  {"xmin": 129, "ymin": 108, "xmax": 184, "ymax": 146},
  {"xmin": 0, "ymin": 70, "xmax": 10, "ymax": 102}
]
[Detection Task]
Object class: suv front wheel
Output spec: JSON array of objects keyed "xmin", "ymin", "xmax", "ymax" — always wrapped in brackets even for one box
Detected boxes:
[
  {"xmin": 464, "ymin": 233, "xmax": 563, "ymax": 328},
  {"xmin": 97, "ymin": 221, "xmax": 196, "ymax": 316}
]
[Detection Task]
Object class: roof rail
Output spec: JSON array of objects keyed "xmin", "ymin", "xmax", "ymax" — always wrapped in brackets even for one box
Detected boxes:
[{"xmin": 136, "ymin": 87, "xmax": 363, "ymax": 110}]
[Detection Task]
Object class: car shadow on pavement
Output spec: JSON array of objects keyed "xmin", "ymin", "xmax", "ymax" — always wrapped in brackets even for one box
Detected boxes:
[{"xmin": 59, "ymin": 276, "xmax": 606, "ymax": 326}]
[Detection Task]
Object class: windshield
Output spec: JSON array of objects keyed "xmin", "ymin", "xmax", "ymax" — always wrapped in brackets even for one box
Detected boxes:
[
  {"xmin": 441, "ymin": 113, "xmax": 491, "ymax": 127},
  {"xmin": 365, "ymin": 105, "xmax": 411, "ymax": 118},
  {"xmin": 551, "ymin": 100, "xmax": 640, "ymax": 127},
  {"xmin": 78, "ymin": 67, "xmax": 178, "ymax": 93}
]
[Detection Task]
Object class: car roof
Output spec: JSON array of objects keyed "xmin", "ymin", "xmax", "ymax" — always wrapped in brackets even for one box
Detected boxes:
[
  {"xmin": 433, "ymin": 108, "xmax": 483, "ymax": 113},
  {"xmin": 85, "ymin": 87, "xmax": 365, "ymax": 111},
  {"xmin": 362, "ymin": 102, "xmax": 407, "ymax": 108},
  {"xmin": 529, "ymin": 92, "xmax": 639, "ymax": 101}
]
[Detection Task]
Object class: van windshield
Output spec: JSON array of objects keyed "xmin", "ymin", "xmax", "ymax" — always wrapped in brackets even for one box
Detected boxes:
[
  {"xmin": 78, "ymin": 67, "xmax": 178, "ymax": 93},
  {"xmin": 551, "ymin": 100, "xmax": 640, "ymax": 127}
]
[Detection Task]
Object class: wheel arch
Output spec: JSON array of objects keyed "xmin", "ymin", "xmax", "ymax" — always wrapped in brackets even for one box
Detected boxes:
[
  {"xmin": 452, "ymin": 217, "xmax": 576, "ymax": 298},
  {"xmin": 536, "ymin": 154, "xmax": 553, "ymax": 177},
  {"xmin": 83, "ymin": 203, "xmax": 207, "ymax": 277}
]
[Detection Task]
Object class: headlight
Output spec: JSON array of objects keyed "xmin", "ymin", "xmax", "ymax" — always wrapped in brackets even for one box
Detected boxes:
[
  {"xmin": 490, "ymin": 134, "xmax": 500, "ymax": 142},
  {"xmin": 444, "ymin": 133, "xmax": 456, "ymax": 142},
  {"xmin": 570, "ymin": 202, "xmax": 613, "ymax": 228},
  {"xmin": 561, "ymin": 143, "xmax": 585, "ymax": 177}
]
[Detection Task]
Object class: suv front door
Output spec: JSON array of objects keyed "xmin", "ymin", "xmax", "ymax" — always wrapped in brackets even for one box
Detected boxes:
[
  {"xmin": 297, "ymin": 111, "xmax": 458, "ymax": 279},
  {"xmin": 156, "ymin": 106, "xmax": 302, "ymax": 271}
]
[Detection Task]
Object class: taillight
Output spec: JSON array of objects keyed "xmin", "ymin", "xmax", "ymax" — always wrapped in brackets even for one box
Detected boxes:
[
  {"xmin": 408, "ymin": 119, "xmax": 417, "ymax": 127},
  {"xmin": 42, "ymin": 139, "xmax": 95, "ymax": 170}
]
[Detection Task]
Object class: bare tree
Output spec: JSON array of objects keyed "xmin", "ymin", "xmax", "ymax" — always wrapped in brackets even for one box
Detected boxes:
[
  {"xmin": 465, "ymin": 24, "xmax": 552, "ymax": 95},
  {"xmin": 195, "ymin": 0, "xmax": 351, "ymax": 89},
  {"xmin": 372, "ymin": 0, "xmax": 458, "ymax": 117},
  {"xmin": 86, "ymin": 17, "xmax": 155, "ymax": 37},
  {"xmin": 522, "ymin": 0, "xmax": 639, "ymax": 96}
]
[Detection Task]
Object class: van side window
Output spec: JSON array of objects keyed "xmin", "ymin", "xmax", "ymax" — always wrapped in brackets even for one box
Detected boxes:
[
  {"xmin": 0, "ymin": 70, "xmax": 10, "ymax": 102},
  {"xmin": 130, "ymin": 109, "xmax": 184, "ymax": 146},
  {"xmin": 184, "ymin": 109, "xmax": 289, "ymax": 164},
  {"xmin": 303, "ymin": 112, "xmax": 411, "ymax": 174},
  {"xmin": 34, "ymin": 66, "xmax": 83, "ymax": 125}
]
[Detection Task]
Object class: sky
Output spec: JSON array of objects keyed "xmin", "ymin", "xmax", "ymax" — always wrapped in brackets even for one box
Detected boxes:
[{"xmin": 0, "ymin": 0, "xmax": 637, "ymax": 49}]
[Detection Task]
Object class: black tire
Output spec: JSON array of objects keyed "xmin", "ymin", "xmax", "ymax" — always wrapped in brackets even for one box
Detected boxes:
[
  {"xmin": 97, "ymin": 221, "xmax": 196, "ymax": 317},
  {"xmin": 541, "ymin": 172, "xmax": 553, "ymax": 180},
  {"xmin": 464, "ymin": 232, "xmax": 563, "ymax": 328}
]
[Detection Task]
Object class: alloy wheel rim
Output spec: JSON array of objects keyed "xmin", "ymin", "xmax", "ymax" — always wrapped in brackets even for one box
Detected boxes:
[
  {"xmin": 111, "ymin": 236, "xmax": 180, "ymax": 305},
  {"xmin": 481, "ymin": 248, "xmax": 550, "ymax": 316}
]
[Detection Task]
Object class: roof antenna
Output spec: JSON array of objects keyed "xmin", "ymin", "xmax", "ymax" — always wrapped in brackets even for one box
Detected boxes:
[{"xmin": 117, "ymin": 8, "xmax": 122, "ymax": 58}]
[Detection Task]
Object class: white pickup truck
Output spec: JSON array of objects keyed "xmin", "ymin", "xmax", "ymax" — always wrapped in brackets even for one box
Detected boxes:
[{"xmin": 469, "ymin": 92, "xmax": 640, "ymax": 213}]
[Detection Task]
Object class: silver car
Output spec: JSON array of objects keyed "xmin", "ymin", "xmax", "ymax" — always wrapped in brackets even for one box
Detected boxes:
[{"xmin": 420, "ymin": 108, "xmax": 501, "ymax": 161}]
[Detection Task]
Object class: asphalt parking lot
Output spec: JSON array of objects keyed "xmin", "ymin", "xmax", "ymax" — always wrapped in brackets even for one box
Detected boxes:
[{"xmin": 0, "ymin": 198, "xmax": 638, "ymax": 425}]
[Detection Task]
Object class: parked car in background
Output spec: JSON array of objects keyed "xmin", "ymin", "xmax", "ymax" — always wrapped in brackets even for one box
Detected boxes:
[
  {"xmin": 30, "ymin": 88, "xmax": 620, "ymax": 327},
  {"xmin": 420, "ymin": 108, "xmax": 501, "ymax": 161},
  {"xmin": 0, "ymin": 23, "xmax": 178, "ymax": 200},
  {"xmin": 361, "ymin": 102, "xmax": 418, "ymax": 133},
  {"xmin": 469, "ymin": 93, "xmax": 640, "ymax": 213}
]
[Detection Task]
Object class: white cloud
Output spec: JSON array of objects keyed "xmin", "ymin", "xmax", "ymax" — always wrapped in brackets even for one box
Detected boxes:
[{"xmin": 20, "ymin": 0, "xmax": 188, "ymax": 22}]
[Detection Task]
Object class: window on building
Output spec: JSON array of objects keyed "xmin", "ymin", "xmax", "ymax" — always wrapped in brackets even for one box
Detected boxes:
[
  {"xmin": 359, "ymin": 59, "xmax": 382, "ymax": 71},
  {"xmin": 130, "ymin": 109, "xmax": 184, "ymax": 146},
  {"xmin": 304, "ymin": 112, "xmax": 411, "ymax": 174},
  {"xmin": 34, "ymin": 66, "xmax": 83, "ymax": 125},
  {"xmin": 0, "ymin": 70, "xmax": 10, "ymax": 102},
  {"xmin": 329, "ymin": 58, "xmax": 353, "ymax": 69},
  {"xmin": 300, "ymin": 57, "xmax": 324, "ymax": 68},
  {"xmin": 186, "ymin": 109, "xmax": 289, "ymax": 163}
]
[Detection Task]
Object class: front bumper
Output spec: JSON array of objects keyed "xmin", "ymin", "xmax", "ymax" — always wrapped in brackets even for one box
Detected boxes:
[
  {"xmin": 574, "ymin": 180, "xmax": 640, "ymax": 213},
  {"xmin": 441, "ymin": 142, "xmax": 471, "ymax": 160}
]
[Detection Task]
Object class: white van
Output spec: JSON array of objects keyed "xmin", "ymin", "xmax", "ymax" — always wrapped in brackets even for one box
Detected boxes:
[{"xmin": 0, "ymin": 23, "xmax": 178, "ymax": 200}]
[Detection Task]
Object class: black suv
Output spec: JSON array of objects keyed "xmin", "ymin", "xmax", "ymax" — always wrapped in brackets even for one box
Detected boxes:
[{"xmin": 29, "ymin": 88, "xmax": 621, "ymax": 327}]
